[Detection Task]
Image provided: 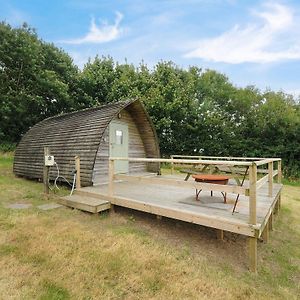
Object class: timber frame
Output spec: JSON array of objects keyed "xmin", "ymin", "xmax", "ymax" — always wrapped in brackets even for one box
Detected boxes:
[
  {"xmin": 104, "ymin": 155, "xmax": 282, "ymax": 273},
  {"xmin": 77, "ymin": 156, "xmax": 282, "ymax": 272}
]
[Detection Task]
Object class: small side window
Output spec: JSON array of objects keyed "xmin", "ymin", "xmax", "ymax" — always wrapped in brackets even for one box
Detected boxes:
[{"xmin": 115, "ymin": 130, "xmax": 123, "ymax": 144}]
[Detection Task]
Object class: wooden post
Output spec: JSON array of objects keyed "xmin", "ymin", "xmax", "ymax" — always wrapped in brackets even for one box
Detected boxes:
[
  {"xmin": 249, "ymin": 163, "xmax": 257, "ymax": 225},
  {"xmin": 268, "ymin": 161, "xmax": 273, "ymax": 197},
  {"xmin": 43, "ymin": 147, "xmax": 50, "ymax": 196},
  {"xmin": 261, "ymin": 222, "xmax": 269, "ymax": 243},
  {"xmin": 108, "ymin": 159, "xmax": 115, "ymax": 213},
  {"xmin": 278, "ymin": 195, "xmax": 281, "ymax": 210},
  {"xmin": 171, "ymin": 155, "xmax": 174, "ymax": 175},
  {"xmin": 249, "ymin": 237, "xmax": 257, "ymax": 273},
  {"xmin": 249, "ymin": 163, "xmax": 257, "ymax": 273},
  {"xmin": 216, "ymin": 229, "xmax": 224, "ymax": 240},
  {"xmin": 75, "ymin": 155, "xmax": 81, "ymax": 189},
  {"xmin": 277, "ymin": 160, "xmax": 282, "ymax": 183},
  {"xmin": 108, "ymin": 159, "xmax": 114, "ymax": 197},
  {"xmin": 269, "ymin": 213, "xmax": 273, "ymax": 231}
]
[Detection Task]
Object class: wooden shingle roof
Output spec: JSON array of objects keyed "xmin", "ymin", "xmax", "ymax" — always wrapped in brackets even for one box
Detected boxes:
[{"xmin": 13, "ymin": 99, "xmax": 159, "ymax": 186}]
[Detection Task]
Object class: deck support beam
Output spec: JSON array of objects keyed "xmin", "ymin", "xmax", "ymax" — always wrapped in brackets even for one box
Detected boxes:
[
  {"xmin": 261, "ymin": 222, "xmax": 269, "ymax": 243},
  {"xmin": 269, "ymin": 213, "xmax": 273, "ymax": 231},
  {"xmin": 248, "ymin": 163, "xmax": 258, "ymax": 273},
  {"xmin": 216, "ymin": 229, "xmax": 224, "ymax": 240},
  {"xmin": 110, "ymin": 204, "xmax": 115, "ymax": 213},
  {"xmin": 249, "ymin": 237, "xmax": 257, "ymax": 273}
]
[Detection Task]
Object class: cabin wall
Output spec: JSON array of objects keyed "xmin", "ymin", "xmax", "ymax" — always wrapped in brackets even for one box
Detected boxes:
[{"xmin": 92, "ymin": 109, "xmax": 147, "ymax": 185}]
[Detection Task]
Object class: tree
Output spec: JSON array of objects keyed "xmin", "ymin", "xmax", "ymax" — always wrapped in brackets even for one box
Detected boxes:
[{"xmin": 0, "ymin": 22, "xmax": 80, "ymax": 143}]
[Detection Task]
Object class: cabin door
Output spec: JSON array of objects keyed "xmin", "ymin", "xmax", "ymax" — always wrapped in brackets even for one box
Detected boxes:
[{"xmin": 109, "ymin": 121, "xmax": 129, "ymax": 174}]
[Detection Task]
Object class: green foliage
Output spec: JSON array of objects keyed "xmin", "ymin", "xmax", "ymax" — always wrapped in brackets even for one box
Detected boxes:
[
  {"xmin": 0, "ymin": 142, "xmax": 16, "ymax": 152},
  {"xmin": 0, "ymin": 22, "xmax": 82, "ymax": 143},
  {"xmin": 78, "ymin": 57, "xmax": 300, "ymax": 177},
  {"xmin": 0, "ymin": 22, "xmax": 299, "ymax": 177}
]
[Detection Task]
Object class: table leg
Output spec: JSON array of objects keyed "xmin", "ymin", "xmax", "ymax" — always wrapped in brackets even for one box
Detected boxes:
[
  {"xmin": 184, "ymin": 173, "xmax": 191, "ymax": 181},
  {"xmin": 221, "ymin": 192, "xmax": 227, "ymax": 203},
  {"xmin": 196, "ymin": 189, "xmax": 202, "ymax": 201}
]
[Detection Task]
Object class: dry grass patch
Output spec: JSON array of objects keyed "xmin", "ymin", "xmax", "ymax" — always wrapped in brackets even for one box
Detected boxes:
[{"xmin": 0, "ymin": 155, "xmax": 299, "ymax": 299}]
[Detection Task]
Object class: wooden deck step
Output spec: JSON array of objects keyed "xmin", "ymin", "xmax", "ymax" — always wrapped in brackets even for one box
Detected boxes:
[{"xmin": 58, "ymin": 194, "xmax": 111, "ymax": 213}]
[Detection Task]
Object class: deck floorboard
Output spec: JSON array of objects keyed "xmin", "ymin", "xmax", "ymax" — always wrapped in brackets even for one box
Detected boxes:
[{"xmin": 78, "ymin": 174, "xmax": 282, "ymax": 236}]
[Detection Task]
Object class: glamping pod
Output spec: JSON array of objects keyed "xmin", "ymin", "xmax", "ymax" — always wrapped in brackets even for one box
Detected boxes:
[{"xmin": 13, "ymin": 99, "xmax": 160, "ymax": 186}]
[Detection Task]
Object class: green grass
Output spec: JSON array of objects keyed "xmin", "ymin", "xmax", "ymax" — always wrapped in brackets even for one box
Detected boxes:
[
  {"xmin": 39, "ymin": 281, "xmax": 70, "ymax": 300},
  {"xmin": 0, "ymin": 154, "xmax": 299, "ymax": 299},
  {"xmin": 282, "ymin": 177, "xmax": 300, "ymax": 187}
]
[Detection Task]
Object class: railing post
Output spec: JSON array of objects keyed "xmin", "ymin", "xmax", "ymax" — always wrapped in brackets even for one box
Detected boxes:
[
  {"xmin": 249, "ymin": 162, "xmax": 257, "ymax": 273},
  {"xmin": 249, "ymin": 163, "xmax": 257, "ymax": 225},
  {"xmin": 277, "ymin": 160, "xmax": 282, "ymax": 183},
  {"xmin": 75, "ymin": 155, "xmax": 81, "ymax": 189},
  {"xmin": 268, "ymin": 161, "xmax": 273, "ymax": 197},
  {"xmin": 108, "ymin": 159, "xmax": 114, "ymax": 198},
  {"xmin": 171, "ymin": 155, "xmax": 174, "ymax": 174}
]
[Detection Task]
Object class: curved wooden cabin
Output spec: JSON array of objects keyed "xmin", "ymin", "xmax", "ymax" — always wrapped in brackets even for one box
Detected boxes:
[{"xmin": 13, "ymin": 99, "xmax": 160, "ymax": 186}]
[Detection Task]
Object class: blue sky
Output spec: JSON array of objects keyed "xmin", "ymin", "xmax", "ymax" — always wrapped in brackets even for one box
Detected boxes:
[{"xmin": 1, "ymin": 0, "xmax": 300, "ymax": 97}]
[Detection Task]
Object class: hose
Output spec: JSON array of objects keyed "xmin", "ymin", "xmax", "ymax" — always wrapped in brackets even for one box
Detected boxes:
[{"xmin": 48, "ymin": 162, "xmax": 77, "ymax": 196}]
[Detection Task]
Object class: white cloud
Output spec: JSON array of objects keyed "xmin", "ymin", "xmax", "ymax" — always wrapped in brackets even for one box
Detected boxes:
[
  {"xmin": 184, "ymin": 2, "xmax": 300, "ymax": 64},
  {"xmin": 61, "ymin": 12, "xmax": 123, "ymax": 44}
]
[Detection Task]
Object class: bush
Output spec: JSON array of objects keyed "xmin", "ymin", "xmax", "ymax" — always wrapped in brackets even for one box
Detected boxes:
[{"xmin": 0, "ymin": 142, "xmax": 16, "ymax": 152}]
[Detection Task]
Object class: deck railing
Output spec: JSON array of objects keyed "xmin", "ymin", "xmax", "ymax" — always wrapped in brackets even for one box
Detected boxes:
[{"xmin": 108, "ymin": 156, "xmax": 281, "ymax": 227}]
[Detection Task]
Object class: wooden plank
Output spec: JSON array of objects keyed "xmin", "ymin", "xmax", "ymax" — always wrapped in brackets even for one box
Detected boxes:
[
  {"xmin": 100, "ymin": 194, "xmax": 257, "ymax": 236},
  {"xmin": 257, "ymin": 188, "xmax": 282, "ymax": 236},
  {"xmin": 114, "ymin": 174, "xmax": 248, "ymax": 195},
  {"xmin": 256, "ymin": 174, "xmax": 269, "ymax": 190},
  {"xmin": 78, "ymin": 178, "xmax": 283, "ymax": 239},
  {"xmin": 171, "ymin": 155, "xmax": 266, "ymax": 160},
  {"xmin": 58, "ymin": 195, "xmax": 110, "ymax": 213},
  {"xmin": 111, "ymin": 157, "xmax": 252, "ymax": 166},
  {"xmin": 255, "ymin": 159, "xmax": 275, "ymax": 166},
  {"xmin": 249, "ymin": 237, "xmax": 257, "ymax": 273}
]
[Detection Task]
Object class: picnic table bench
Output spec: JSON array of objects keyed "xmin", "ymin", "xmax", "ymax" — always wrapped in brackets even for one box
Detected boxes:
[{"xmin": 179, "ymin": 164, "xmax": 241, "ymax": 185}]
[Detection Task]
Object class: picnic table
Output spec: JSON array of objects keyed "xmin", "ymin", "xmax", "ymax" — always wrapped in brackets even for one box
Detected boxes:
[
  {"xmin": 179, "ymin": 164, "xmax": 249, "ymax": 213},
  {"xmin": 179, "ymin": 164, "xmax": 241, "ymax": 185},
  {"xmin": 192, "ymin": 174, "xmax": 230, "ymax": 203}
]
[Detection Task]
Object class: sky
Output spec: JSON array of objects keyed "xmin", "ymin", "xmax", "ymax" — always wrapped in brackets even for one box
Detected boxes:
[{"xmin": 1, "ymin": 0, "xmax": 300, "ymax": 97}]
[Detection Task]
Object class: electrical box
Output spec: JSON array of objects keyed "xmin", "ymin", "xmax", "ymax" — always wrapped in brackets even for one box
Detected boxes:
[{"xmin": 45, "ymin": 155, "xmax": 55, "ymax": 166}]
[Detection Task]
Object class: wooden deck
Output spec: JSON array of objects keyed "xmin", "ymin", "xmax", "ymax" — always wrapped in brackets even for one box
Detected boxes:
[
  {"xmin": 75, "ymin": 174, "xmax": 282, "ymax": 238},
  {"xmin": 58, "ymin": 194, "xmax": 111, "ymax": 213}
]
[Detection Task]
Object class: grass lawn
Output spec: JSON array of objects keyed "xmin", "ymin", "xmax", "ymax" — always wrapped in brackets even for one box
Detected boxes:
[{"xmin": 0, "ymin": 154, "xmax": 299, "ymax": 299}]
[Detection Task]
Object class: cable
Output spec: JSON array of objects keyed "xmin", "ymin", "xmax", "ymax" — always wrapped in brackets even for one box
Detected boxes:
[{"xmin": 48, "ymin": 161, "xmax": 77, "ymax": 196}]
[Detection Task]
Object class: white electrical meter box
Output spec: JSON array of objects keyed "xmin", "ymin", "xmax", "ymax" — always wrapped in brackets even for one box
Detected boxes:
[{"xmin": 45, "ymin": 155, "xmax": 55, "ymax": 166}]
